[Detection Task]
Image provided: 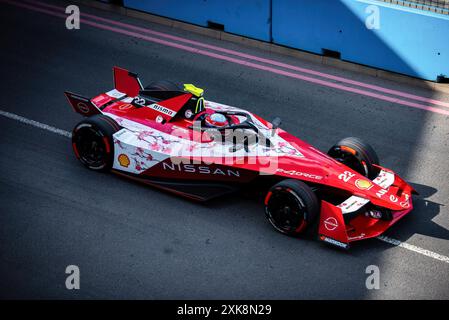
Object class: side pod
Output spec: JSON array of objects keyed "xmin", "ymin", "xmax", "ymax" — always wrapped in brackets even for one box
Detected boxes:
[{"xmin": 318, "ymin": 201, "xmax": 350, "ymax": 249}]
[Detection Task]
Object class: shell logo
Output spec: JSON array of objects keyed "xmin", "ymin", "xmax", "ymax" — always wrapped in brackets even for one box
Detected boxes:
[
  {"xmin": 118, "ymin": 154, "xmax": 130, "ymax": 167},
  {"xmin": 355, "ymin": 179, "xmax": 373, "ymax": 190}
]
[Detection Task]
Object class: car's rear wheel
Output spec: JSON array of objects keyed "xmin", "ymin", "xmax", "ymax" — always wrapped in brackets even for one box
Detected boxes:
[
  {"xmin": 327, "ymin": 137, "xmax": 379, "ymax": 179},
  {"xmin": 72, "ymin": 114, "xmax": 120, "ymax": 171},
  {"xmin": 265, "ymin": 179, "xmax": 320, "ymax": 236},
  {"xmin": 145, "ymin": 80, "xmax": 180, "ymax": 91}
]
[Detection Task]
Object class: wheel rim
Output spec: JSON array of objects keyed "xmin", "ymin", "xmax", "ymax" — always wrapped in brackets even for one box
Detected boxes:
[
  {"xmin": 74, "ymin": 126, "xmax": 107, "ymax": 169},
  {"xmin": 266, "ymin": 188, "xmax": 306, "ymax": 233},
  {"xmin": 331, "ymin": 148, "xmax": 368, "ymax": 177}
]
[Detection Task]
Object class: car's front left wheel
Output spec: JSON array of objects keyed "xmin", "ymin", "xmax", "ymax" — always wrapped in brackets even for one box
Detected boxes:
[
  {"xmin": 264, "ymin": 179, "xmax": 320, "ymax": 236},
  {"xmin": 72, "ymin": 114, "xmax": 120, "ymax": 171}
]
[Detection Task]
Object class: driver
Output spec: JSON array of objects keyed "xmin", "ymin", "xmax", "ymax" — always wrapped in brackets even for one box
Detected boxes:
[{"xmin": 204, "ymin": 112, "xmax": 229, "ymax": 128}]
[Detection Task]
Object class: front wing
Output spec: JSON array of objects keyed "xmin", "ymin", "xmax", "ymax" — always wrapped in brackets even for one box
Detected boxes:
[{"xmin": 317, "ymin": 168, "xmax": 414, "ymax": 249}]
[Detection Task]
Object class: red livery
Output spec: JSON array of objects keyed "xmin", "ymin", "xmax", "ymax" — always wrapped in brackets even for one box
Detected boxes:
[{"xmin": 65, "ymin": 67, "xmax": 415, "ymax": 249}]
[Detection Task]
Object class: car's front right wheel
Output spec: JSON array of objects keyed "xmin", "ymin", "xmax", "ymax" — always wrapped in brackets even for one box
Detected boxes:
[
  {"xmin": 264, "ymin": 179, "xmax": 320, "ymax": 236},
  {"xmin": 327, "ymin": 137, "xmax": 379, "ymax": 179}
]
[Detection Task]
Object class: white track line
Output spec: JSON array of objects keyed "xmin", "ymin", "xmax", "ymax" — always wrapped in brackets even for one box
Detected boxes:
[
  {"xmin": 1, "ymin": 109, "xmax": 449, "ymax": 264},
  {"xmin": 0, "ymin": 110, "xmax": 71, "ymax": 138},
  {"xmin": 377, "ymin": 236, "xmax": 449, "ymax": 264}
]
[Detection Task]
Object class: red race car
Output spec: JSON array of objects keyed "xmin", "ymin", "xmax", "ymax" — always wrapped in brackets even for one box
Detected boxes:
[{"xmin": 65, "ymin": 67, "xmax": 415, "ymax": 249}]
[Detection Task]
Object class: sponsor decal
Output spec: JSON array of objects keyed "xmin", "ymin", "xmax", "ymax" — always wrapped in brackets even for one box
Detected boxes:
[
  {"xmin": 376, "ymin": 188, "xmax": 388, "ymax": 198},
  {"xmin": 400, "ymin": 194, "xmax": 410, "ymax": 208},
  {"xmin": 346, "ymin": 201, "xmax": 357, "ymax": 210},
  {"xmin": 132, "ymin": 97, "xmax": 146, "ymax": 107},
  {"xmin": 372, "ymin": 170, "xmax": 395, "ymax": 189},
  {"xmin": 156, "ymin": 115, "xmax": 164, "ymax": 123},
  {"xmin": 355, "ymin": 179, "xmax": 373, "ymax": 190},
  {"xmin": 162, "ymin": 162, "xmax": 240, "ymax": 177},
  {"xmin": 122, "ymin": 97, "xmax": 134, "ymax": 103},
  {"xmin": 348, "ymin": 233, "xmax": 366, "ymax": 241},
  {"xmin": 324, "ymin": 217, "xmax": 338, "ymax": 231},
  {"xmin": 276, "ymin": 168, "xmax": 323, "ymax": 180},
  {"xmin": 119, "ymin": 103, "xmax": 133, "ymax": 110},
  {"xmin": 400, "ymin": 200, "xmax": 410, "ymax": 208},
  {"xmin": 113, "ymin": 129, "xmax": 126, "ymax": 138},
  {"xmin": 338, "ymin": 196, "xmax": 369, "ymax": 214},
  {"xmin": 106, "ymin": 89, "xmax": 126, "ymax": 99},
  {"xmin": 90, "ymin": 95, "xmax": 109, "ymax": 107},
  {"xmin": 338, "ymin": 171, "xmax": 355, "ymax": 183},
  {"xmin": 149, "ymin": 103, "xmax": 175, "ymax": 117},
  {"xmin": 77, "ymin": 102, "xmax": 90, "ymax": 114},
  {"xmin": 321, "ymin": 236, "xmax": 349, "ymax": 249},
  {"xmin": 118, "ymin": 154, "xmax": 130, "ymax": 167},
  {"xmin": 389, "ymin": 195, "xmax": 398, "ymax": 203}
]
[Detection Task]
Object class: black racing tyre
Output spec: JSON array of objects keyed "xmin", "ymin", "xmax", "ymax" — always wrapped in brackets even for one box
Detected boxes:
[
  {"xmin": 265, "ymin": 179, "xmax": 320, "ymax": 236},
  {"xmin": 144, "ymin": 80, "xmax": 180, "ymax": 91},
  {"xmin": 72, "ymin": 114, "xmax": 120, "ymax": 171},
  {"xmin": 327, "ymin": 137, "xmax": 379, "ymax": 179}
]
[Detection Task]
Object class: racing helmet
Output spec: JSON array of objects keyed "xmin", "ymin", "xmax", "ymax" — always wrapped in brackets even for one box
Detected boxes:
[{"xmin": 204, "ymin": 113, "xmax": 228, "ymax": 128}]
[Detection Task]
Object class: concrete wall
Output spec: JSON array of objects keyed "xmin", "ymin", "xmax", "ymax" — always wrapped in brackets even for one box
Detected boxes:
[
  {"xmin": 123, "ymin": 0, "xmax": 271, "ymax": 41},
  {"xmin": 124, "ymin": 0, "xmax": 449, "ymax": 81},
  {"xmin": 272, "ymin": 0, "xmax": 449, "ymax": 81}
]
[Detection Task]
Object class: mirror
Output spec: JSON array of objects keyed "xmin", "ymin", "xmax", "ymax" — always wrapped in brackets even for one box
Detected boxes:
[
  {"xmin": 271, "ymin": 117, "xmax": 282, "ymax": 136},
  {"xmin": 271, "ymin": 117, "xmax": 282, "ymax": 129}
]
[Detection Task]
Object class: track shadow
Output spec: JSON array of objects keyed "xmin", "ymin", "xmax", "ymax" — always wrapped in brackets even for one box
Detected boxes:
[{"xmin": 389, "ymin": 182, "xmax": 449, "ymax": 241}]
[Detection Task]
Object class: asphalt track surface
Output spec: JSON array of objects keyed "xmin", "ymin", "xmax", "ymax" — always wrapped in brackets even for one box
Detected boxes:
[{"xmin": 1, "ymin": 0, "xmax": 449, "ymax": 299}]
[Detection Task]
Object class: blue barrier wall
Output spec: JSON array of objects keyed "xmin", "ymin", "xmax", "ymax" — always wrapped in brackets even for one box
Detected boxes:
[
  {"xmin": 124, "ymin": 0, "xmax": 271, "ymax": 41},
  {"xmin": 272, "ymin": 0, "xmax": 449, "ymax": 81},
  {"xmin": 123, "ymin": 0, "xmax": 449, "ymax": 81}
]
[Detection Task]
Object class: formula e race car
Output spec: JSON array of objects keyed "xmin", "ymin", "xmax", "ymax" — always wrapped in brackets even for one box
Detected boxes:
[{"xmin": 65, "ymin": 67, "xmax": 415, "ymax": 249}]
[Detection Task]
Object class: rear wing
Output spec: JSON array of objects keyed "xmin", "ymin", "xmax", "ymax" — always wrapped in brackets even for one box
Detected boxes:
[
  {"xmin": 113, "ymin": 66, "xmax": 143, "ymax": 97},
  {"xmin": 64, "ymin": 91, "xmax": 102, "ymax": 116},
  {"xmin": 65, "ymin": 66, "xmax": 144, "ymax": 116}
]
